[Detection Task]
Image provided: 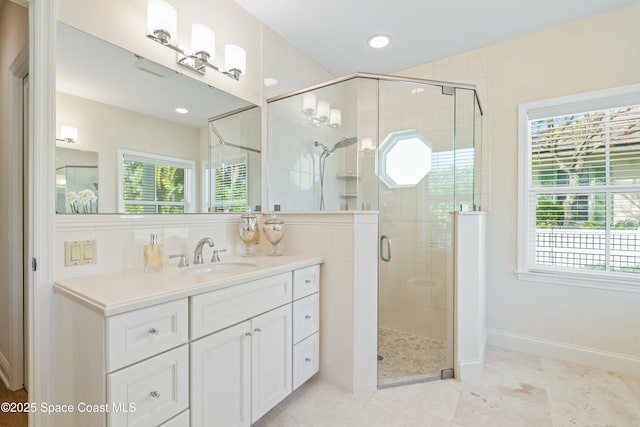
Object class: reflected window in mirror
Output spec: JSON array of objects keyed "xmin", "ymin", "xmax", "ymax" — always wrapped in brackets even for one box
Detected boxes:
[
  {"xmin": 118, "ymin": 150, "xmax": 195, "ymax": 214},
  {"xmin": 205, "ymin": 154, "xmax": 248, "ymax": 212}
]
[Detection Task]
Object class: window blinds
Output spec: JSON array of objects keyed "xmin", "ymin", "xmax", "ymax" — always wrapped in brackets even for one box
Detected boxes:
[{"xmin": 528, "ymin": 104, "xmax": 640, "ymax": 274}]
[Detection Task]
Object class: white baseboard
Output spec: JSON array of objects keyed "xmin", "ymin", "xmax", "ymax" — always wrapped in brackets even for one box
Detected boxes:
[
  {"xmin": 487, "ymin": 329, "xmax": 640, "ymax": 377},
  {"xmin": 0, "ymin": 351, "xmax": 10, "ymax": 389},
  {"xmin": 457, "ymin": 333, "xmax": 487, "ymax": 381}
]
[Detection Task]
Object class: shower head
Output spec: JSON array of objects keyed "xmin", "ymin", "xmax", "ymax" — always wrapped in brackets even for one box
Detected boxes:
[
  {"xmin": 315, "ymin": 137, "xmax": 357, "ymax": 156},
  {"xmin": 332, "ymin": 136, "xmax": 358, "ymax": 151}
]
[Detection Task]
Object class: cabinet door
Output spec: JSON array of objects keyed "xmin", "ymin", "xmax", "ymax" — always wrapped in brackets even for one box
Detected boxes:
[
  {"xmin": 191, "ymin": 321, "xmax": 251, "ymax": 427},
  {"xmin": 251, "ymin": 304, "xmax": 292, "ymax": 423}
]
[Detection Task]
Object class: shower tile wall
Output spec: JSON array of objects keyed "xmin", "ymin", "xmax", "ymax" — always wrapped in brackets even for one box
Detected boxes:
[{"xmin": 268, "ymin": 86, "xmax": 356, "ymax": 211}]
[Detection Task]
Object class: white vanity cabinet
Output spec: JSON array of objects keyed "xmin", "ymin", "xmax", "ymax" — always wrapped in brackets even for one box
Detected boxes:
[
  {"xmin": 190, "ymin": 305, "xmax": 292, "ymax": 426},
  {"xmin": 54, "ymin": 259, "xmax": 321, "ymax": 427},
  {"xmin": 291, "ymin": 266, "xmax": 320, "ymax": 390}
]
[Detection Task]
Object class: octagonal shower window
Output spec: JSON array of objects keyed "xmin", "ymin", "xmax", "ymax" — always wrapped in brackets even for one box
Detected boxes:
[{"xmin": 378, "ymin": 129, "xmax": 432, "ymax": 188}]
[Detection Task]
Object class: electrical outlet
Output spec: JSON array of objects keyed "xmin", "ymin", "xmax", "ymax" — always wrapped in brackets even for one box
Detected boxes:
[{"xmin": 65, "ymin": 240, "xmax": 97, "ymax": 266}]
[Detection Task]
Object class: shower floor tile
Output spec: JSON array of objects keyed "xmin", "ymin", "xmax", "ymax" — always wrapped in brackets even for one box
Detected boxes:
[{"xmin": 378, "ymin": 327, "xmax": 449, "ymax": 385}]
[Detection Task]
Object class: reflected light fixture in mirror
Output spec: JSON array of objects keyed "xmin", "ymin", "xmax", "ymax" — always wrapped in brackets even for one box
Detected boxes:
[
  {"xmin": 146, "ymin": 0, "xmax": 246, "ymax": 80},
  {"xmin": 56, "ymin": 125, "xmax": 78, "ymax": 143},
  {"xmin": 301, "ymin": 93, "xmax": 341, "ymax": 128}
]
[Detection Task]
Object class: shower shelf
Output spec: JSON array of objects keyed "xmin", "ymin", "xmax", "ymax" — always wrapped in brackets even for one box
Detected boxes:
[
  {"xmin": 336, "ymin": 173, "xmax": 360, "ymax": 180},
  {"xmin": 339, "ymin": 193, "xmax": 358, "ymax": 198}
]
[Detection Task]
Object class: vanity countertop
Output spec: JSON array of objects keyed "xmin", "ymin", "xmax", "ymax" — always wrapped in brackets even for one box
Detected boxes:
[{"xmin": 54, "ymin": 255, "xmax": 325, "ymax": 316}]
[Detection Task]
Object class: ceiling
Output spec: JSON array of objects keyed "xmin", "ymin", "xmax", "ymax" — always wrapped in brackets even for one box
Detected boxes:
[{"xmin": 235, "ymin": 0, "xmax": 640, "ymax": 76}]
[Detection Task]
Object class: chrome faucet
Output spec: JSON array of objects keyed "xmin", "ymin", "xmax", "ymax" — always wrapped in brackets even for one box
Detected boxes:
[{"xmin": 193, "ymin": 237, "xmax": 214, "ymax": 264}]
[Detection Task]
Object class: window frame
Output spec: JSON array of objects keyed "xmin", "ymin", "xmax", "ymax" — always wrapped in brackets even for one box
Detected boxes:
[
  {"xmin": 117, "ymin": 149, "xmax": 196, "ymax": 214},
  {"xmin": 517, "ymin": 84, "xmax": 640, "ymax": 292}
]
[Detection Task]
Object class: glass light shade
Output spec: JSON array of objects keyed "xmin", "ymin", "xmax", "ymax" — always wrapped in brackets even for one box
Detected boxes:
[
  {"xmin": 329, "ymin": 109, "xmax": 342, "ymax": 127},
  {"xmin": 224, "ymin": 44, "xmax": 246, "ymax": 75},
  {"xmin": 147, "ymin": 0, "xmax": 177, "ymax": 41},
  {"xmin": 317, "ymin": 101, "xmax": 330, "ymax": 122},
  {"xmin": 60, "ymin": 125, "xmax": 78, "ymax": 142},
  {"xmin": 302, "ymin": 93, "xmax": 316, "ymax": 115},
  {"xmin": 192, "ymin": 24, "xmax": 215, "ymax": 59},
  {"xmin": 361, "ymin": 137, "xmax": 375, "ymax": 151}
]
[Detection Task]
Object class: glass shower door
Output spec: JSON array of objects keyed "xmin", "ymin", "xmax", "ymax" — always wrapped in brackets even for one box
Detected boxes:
[{"xmin": 377, "ymin": 80, "xmax": 456, "ymax": 386}]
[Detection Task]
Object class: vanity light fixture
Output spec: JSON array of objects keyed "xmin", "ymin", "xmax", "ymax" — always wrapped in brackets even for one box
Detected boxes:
[
  {"xmin": 368, "ymin": 34, "xmax": 391, "ymax": 49},
  {"xmin": 146, "ymin": 0, "xmax": 246, "ymax": 80},
  {"xmin": 301, "ymin": 93, "xmax": 341, "ymax": 128},
  {"xmin": 56, "ymin": 125, "xmax": 78, "ymax": 143}
]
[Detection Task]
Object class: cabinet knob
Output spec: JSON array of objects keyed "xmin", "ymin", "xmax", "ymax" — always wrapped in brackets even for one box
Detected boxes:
[
  {"xmin": 253, "ymin": 328, "xmax": 262, "ymax": 334},
  {"xmin": 149, "ymin": 391, "xmax": 160, "ymax": 399},
  {"xmin": 148, "ymin": 328, "xmax": 159, "ymax": 336},
  {"xmin": 305, "ymin": 315, "xmax": 312, "ymax": 320},
  {"xmin": 305, "ymin": 357, "xmax": 311, "ymax": 362},
  {"xmin": 305, "ymin": 279, "xmax": 312, "ymax": 284},
  {"xmin": 245, "ymin": 332, "xmax": 252, "ymax": 337}
]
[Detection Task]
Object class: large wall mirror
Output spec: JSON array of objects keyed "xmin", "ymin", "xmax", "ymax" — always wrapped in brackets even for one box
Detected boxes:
[{"xmin": 56, "ymin": 22, "xmax": 261, "ymax": 214}]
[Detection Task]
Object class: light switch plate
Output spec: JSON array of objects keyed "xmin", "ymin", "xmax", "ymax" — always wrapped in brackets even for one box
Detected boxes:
[{"xmin": 65, "ymin": 240, "xmax": 97, "ymax": 266}]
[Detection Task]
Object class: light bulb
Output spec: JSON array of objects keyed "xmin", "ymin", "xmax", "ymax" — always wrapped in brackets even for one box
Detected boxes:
[
  {"xmin": 317, "ymin": 101, "xmax": 330, "ymax": 122},
  {"xmin": 302, "ymin": 93, "xmax": 316, "ymax": 115},
  {"xmin": 192, "ymin": 24, "xmax": 215, "ymax": 61},
  {"xmin": 147, "ymin": 0, "xmax": 177, "ymax": 44},
  {"xmin": 329, "ymin": 109, "xmax": 342, "ymax": 127},
  {"xmin": 60, "ymin": 126, "xmax": 78, "ymax": 143},
  {"xmin": 225, "ymin": 44, "xmax": 246, "ymax": 76}
]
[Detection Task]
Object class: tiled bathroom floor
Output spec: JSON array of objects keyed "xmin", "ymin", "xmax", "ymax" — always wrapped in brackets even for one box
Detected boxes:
[
  {"xmin": 377, "ymin": 327, "xmax": 448, "ymax": 385},
  {"xmin": 255, "ymin": 346, "xmax": 640, "ymax": 426}
]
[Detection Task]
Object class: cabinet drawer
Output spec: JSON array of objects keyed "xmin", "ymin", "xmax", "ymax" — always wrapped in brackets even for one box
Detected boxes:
[
  {"xmin": 106, "ymin": 299, "xmax": 188, "ymax": 372},
  {"xmin": 107, "ymin": 345, "xmax": 189, "ymax": 427},
  {"xmin": 293, "ymin": 265, "xmax": 320, "ymax": 300},
  {"xmin": 292, "ymin": 332, "xmax": 319, "ymax": 391},
  {"xmin": 159, "ymin": 410, "xmax": 189, "ymax": 427},
  {"xmin": 191, "ymin": 272, "xmax": 292, "ymax": 339},
  {"xmin": 293, "ymin": 293, "xmax": 319, "ymax": 344}
]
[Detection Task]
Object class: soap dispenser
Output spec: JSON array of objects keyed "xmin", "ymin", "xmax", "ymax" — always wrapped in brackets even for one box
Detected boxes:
[{"xmin": 144, "ymin": 233, "xmax": 163, "ymax": 272}]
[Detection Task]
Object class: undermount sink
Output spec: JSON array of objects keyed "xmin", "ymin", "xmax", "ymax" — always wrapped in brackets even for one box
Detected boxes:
[{"xmin": 181, "ymin": 261, "xmax": 257, "ymax": 275}]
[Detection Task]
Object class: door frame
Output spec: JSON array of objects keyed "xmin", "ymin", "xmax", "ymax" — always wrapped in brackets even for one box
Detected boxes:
[{"xmin": 6, "ymin": 45, "xmax": 29, "ymax": 391}]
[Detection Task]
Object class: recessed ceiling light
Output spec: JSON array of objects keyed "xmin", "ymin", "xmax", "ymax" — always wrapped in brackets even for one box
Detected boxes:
[
  {"xmin": 368, "ymin": 34, "xmax": 391, "ymax": 49},
  {"xmin": 175, "ymin": 107, "xmax": 189, "ymax": 114}
]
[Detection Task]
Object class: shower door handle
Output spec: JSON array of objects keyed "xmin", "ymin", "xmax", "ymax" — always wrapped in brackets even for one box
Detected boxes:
[{"xmin": 380, "ymin": 235, "xmax": 391, "ymax": 262}]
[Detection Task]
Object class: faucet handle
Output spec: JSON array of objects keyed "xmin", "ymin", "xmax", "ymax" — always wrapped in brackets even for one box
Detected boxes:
[
  {"xmin": 169, "ymin": 254, "xmax": 189, "ymax": 268},
  {"xmin": 211, "ymin": 249, "xmax": 227, "ymax": 263}
]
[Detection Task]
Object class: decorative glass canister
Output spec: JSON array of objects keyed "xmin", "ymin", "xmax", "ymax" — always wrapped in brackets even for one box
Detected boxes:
[
  {"xmin": 238, "ymin": 210, "xmax": 258, "ymax": 257},
  {"xmin": 263, "ymin": 207, "xmax": 285, "ymax": 256}
]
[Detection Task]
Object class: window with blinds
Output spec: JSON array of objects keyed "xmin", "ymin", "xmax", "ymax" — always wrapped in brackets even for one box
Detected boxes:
[
  {"xmin": 520, "ymin": 90, "xmax": 640, "ymax": 283},
  {"xmin": 119, "ymin": 151, "xmax": 194, "ymax": 214},
  {"xmin": 208, "ymin": 160, "xmax": 248, "ymax": 212}
]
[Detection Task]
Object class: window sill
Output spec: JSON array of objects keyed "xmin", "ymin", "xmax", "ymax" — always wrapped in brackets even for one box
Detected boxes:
[{"xmin": 516, "ymin": 270, "xmax": 640, "ymax": 293}]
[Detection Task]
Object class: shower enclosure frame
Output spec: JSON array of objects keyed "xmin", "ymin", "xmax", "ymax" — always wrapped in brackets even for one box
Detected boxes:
[{"xmin": 267, "ymin": 73, "xmax": 483, "ymax": 387}]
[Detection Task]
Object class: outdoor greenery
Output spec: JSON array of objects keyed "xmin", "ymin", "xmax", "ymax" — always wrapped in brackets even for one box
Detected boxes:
[{"xmin": 122, "ymin": 160, "xmax": 185, "ymax": 214}]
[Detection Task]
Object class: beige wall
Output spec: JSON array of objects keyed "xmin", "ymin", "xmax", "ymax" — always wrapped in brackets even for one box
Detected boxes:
[
  {"xmin": 398, "ymin": 3, "xmax": 640, "ymax": 368},
  {"xmin": 0, "ymin": 0, "xmax": 27, "ymax": 386}
]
